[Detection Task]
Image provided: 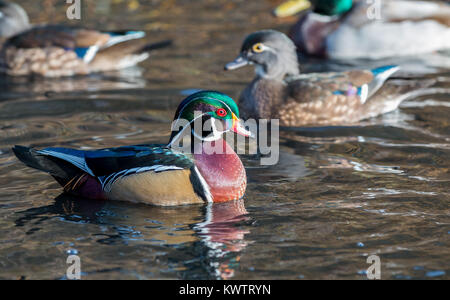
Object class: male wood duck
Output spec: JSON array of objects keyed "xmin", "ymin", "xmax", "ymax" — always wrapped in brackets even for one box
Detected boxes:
[
  {"xmin": 274, "ymin": 0, "xmax": 450, "ymax": 59},
  {"xmin": 224, "ymin": 30, "xmax": 423, "ymax": 127},
  {"xmin": 12, "ymin": 91, "xmax": 251, "ymax": 206},
  {"xmin": 0, "ymin": 0, "xmax": 171, "ymax": 77}
]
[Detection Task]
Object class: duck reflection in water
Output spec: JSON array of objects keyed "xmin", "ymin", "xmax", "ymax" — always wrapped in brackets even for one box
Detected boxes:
[{"xmin": 14, "ymin": 194, "xmax": 250, "ymax": 280}]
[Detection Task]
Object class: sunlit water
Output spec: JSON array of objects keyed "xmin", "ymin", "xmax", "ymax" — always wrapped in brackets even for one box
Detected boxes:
[{"xmin": 0, "ymin": 0, "xmax": 449, "ymax": 280}]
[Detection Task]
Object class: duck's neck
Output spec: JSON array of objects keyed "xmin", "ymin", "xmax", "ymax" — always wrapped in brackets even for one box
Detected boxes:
[
  {"xmin": 256, "ymin": 62, "xmax": 298, "ymax": 81},
  {"xmin": 256, "ymin": 52, "xmax": 300, "ymax": 81},
  {"xmin": 193, "ymin": 138, "xmax": 246, "ymax": 203}
]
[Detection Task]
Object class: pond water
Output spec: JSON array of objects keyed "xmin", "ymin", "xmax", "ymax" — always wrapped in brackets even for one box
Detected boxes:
[{"xmin": 0, "ymin": 0, "xmax": 449, "ymax": 279}]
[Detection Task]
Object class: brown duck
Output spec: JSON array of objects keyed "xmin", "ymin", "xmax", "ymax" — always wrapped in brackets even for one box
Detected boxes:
[
  {"xmin": 0, "ymin": 1, "xmax": 170, "ymax": 77},
  {"xmin": 225, "ymin": 30, "xmax": 429, "ymax": 127}
]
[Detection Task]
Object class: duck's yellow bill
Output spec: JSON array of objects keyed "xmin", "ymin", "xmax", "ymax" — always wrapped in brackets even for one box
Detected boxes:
[{"xmin": 273, "ymin": 0, "xmax": 312, "ymax": 18}]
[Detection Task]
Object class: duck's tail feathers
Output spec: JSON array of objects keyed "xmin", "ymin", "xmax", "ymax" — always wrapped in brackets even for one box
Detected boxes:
[
  {"xmin": 381, "ymin": 87, "xmax": 450, "ymax": 116},
  {"xmin": 12, "ymin": 146, "xmax": 82, "ymax": 182},
  {"xmin": 88, "ymin": 39, "xmax": 172, "ymax": 72},
  {"xmin": 136, "ymin": 39, "xmax": 173, "ymax": 53},
  {"xmin": 402, "ymin": 87, "xmax": 450, "ymax": 101},
  {"xmin": 363, "ymin": 79, "xmax": 448, "ymax": 118},
  {"xmin": 367, "ymin": 65, "xmax": 400, "ymax": 99},
  {"xmin": 103, "ymin": 31, "xmax": 146, "ymax": 49}
]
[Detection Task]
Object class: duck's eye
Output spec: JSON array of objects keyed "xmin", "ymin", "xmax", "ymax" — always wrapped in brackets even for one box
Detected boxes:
[
  {"xmin": 216, "ymin": 108, "xmax": 227, "ymax": 117},
  {"xmin": 252, "ymin": 43, "xmax": 264, "ymax": 53}
]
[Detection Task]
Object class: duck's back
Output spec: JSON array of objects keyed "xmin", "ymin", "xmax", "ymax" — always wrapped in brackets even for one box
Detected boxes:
[
  {"xmin": 278, "ymin": 67, "xmax": 408, "ymax": 126},
  {"xmin": 328, "ymin": 20, "xmax": 450, "ymax": 60}
]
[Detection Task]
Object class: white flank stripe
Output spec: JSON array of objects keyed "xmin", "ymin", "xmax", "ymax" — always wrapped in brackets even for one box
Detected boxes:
[
  {"xmin": 83, "ymin": 45, "xmax": 100, "ymax": 63},
  {"xmin": 360, "ymin": 84, "xmax": 369, "ymax": 104},
  {"xmin": 193, "ymin": 166, "xmax": 213, "ymax": 203}
]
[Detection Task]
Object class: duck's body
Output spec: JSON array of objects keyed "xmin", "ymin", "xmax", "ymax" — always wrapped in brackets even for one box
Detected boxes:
[
  {"xmin": 0, "ymin": 1, "xmax": 170, "ymax": 77},
  {"xmin": 240, "ymin": 66, "xmax": 403, "ymax": 127},
  {"xmin": 286, "ymin": 0, "xmax": 450, "ymax": 59},
  {"xmin": 13, "ymin": 91, "xmax": 250, "ymax": 206},
  {"xmin": 225, "ymin": 30, "xmax": 423, "ymax": 127}
]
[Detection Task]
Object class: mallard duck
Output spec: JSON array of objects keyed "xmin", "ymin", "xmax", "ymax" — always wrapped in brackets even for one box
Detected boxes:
[
  {"xmin": 0, "ymin": 0, "xmax": 171, "ymax": 77},
  {"xmin": 275, "ymin": 0, "xmax": 450, "ymax": 59},
  {"xmin": 224, "ymin": 30, "xmax": 424, "ymax": 127},
  {"xmin": 12, "ymin": 91, "xmax": 251, "ymax": 206}
]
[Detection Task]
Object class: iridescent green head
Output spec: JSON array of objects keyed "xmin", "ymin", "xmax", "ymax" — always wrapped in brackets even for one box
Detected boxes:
[
  {"xmin": 311, "ymin": 0, "xmax": 353, "ymax": 16},
  {"xmin": 169, "ymin": 91, "xmax": 251, "ymax": 144},
  {"xmin": 173, "ymin": 90, "xmax": 240, "ymax": 122}
]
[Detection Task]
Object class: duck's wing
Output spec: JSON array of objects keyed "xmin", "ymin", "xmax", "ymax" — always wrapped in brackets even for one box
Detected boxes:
[
  {"xmin": 84, "ymin": 145, "xmax": 193, "ymax": 181},
  {"xmin": 5, "ymin": 25, "xmax": 147, "ymax": 63},
  {"xmin": 278, "ymin": 66, "xmax": 400, "ymax": 126},
  {"xmin": 287, "ymin": 65, "xmax": 399, "ymax": 104},
  {"xmin": 37, "ymin": 145, "xmax": 193, "ymax": 186}
]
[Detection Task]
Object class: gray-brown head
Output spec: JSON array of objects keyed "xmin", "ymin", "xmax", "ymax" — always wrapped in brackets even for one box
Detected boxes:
[
  {"xmin": 0, "ymin": 1, "xmax": 30, "ymax": 38},
  {"xmin": 225, "ymin": 30, "xmax": 300, "ymax": 80}
]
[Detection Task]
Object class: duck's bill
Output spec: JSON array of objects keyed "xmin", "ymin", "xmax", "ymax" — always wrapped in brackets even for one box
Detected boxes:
[
  {"xmin": 224, "ymin": 55, "xmax": 249, "ymax": 71},
  {"xmin": 273, "ymin": 0, "xmax": 312, "ymax": 18},
  {"xmin": 231, "ymin": 113, "xmax": 254, "ymax": 138}
]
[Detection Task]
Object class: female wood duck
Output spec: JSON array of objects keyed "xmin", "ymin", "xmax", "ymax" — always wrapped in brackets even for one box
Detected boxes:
[
  {"xmin": 275, "ymin": 0, "xmax": 450, "ymax": 59},
  {"xmin": 224, "ymin": 30, "xmax": 420, "ymax": 127},
  {"xmin": 0, "ymin": 0, "xmax": 170, "ymax": 77},
  {"xmin": 12, "ymin": 91, "xmax": 251, "ymax": 206}
]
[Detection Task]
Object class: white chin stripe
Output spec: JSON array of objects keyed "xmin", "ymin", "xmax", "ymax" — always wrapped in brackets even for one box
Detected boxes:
[{"xmin": 192, "ymin": 117, "xmax": 226, "ymax": 142}]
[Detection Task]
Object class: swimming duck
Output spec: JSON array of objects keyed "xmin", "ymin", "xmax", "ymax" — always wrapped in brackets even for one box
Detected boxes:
[
  {"xmin": 12, "ymin": 91, "xmax": 251, "ymax": 206},
  {"xmin": 224, "ymin": 30, "xmax": 415, "ymax": 127},
  {"xmin": 275, "ymin": 0, "xmax": 450, "ymax": 59},
  {"xmin": 0, "ymin": 0, "xmax": 171, "ymax": 77}
]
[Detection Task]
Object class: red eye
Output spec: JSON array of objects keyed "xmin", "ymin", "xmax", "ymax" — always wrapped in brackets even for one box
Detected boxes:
[{"xmin": 216, "ymin": 108, "xmax": 227, "ymax": 117}]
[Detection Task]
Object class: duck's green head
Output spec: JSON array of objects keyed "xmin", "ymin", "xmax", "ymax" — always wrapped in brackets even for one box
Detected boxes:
[
  {"xmin": 0, "ymin": 1, "xmax": 30, "ymax": 38},
  {"xmin": 170, "ymin": 91, "xmax": 251, "ymax": 144},
  {"xmin": 312, "ymin": 0, "xmax": 353, "ymax": 16},
  {"xmin": 274, "ymin": 0, "xmax": 353, "ymax": 18}
]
